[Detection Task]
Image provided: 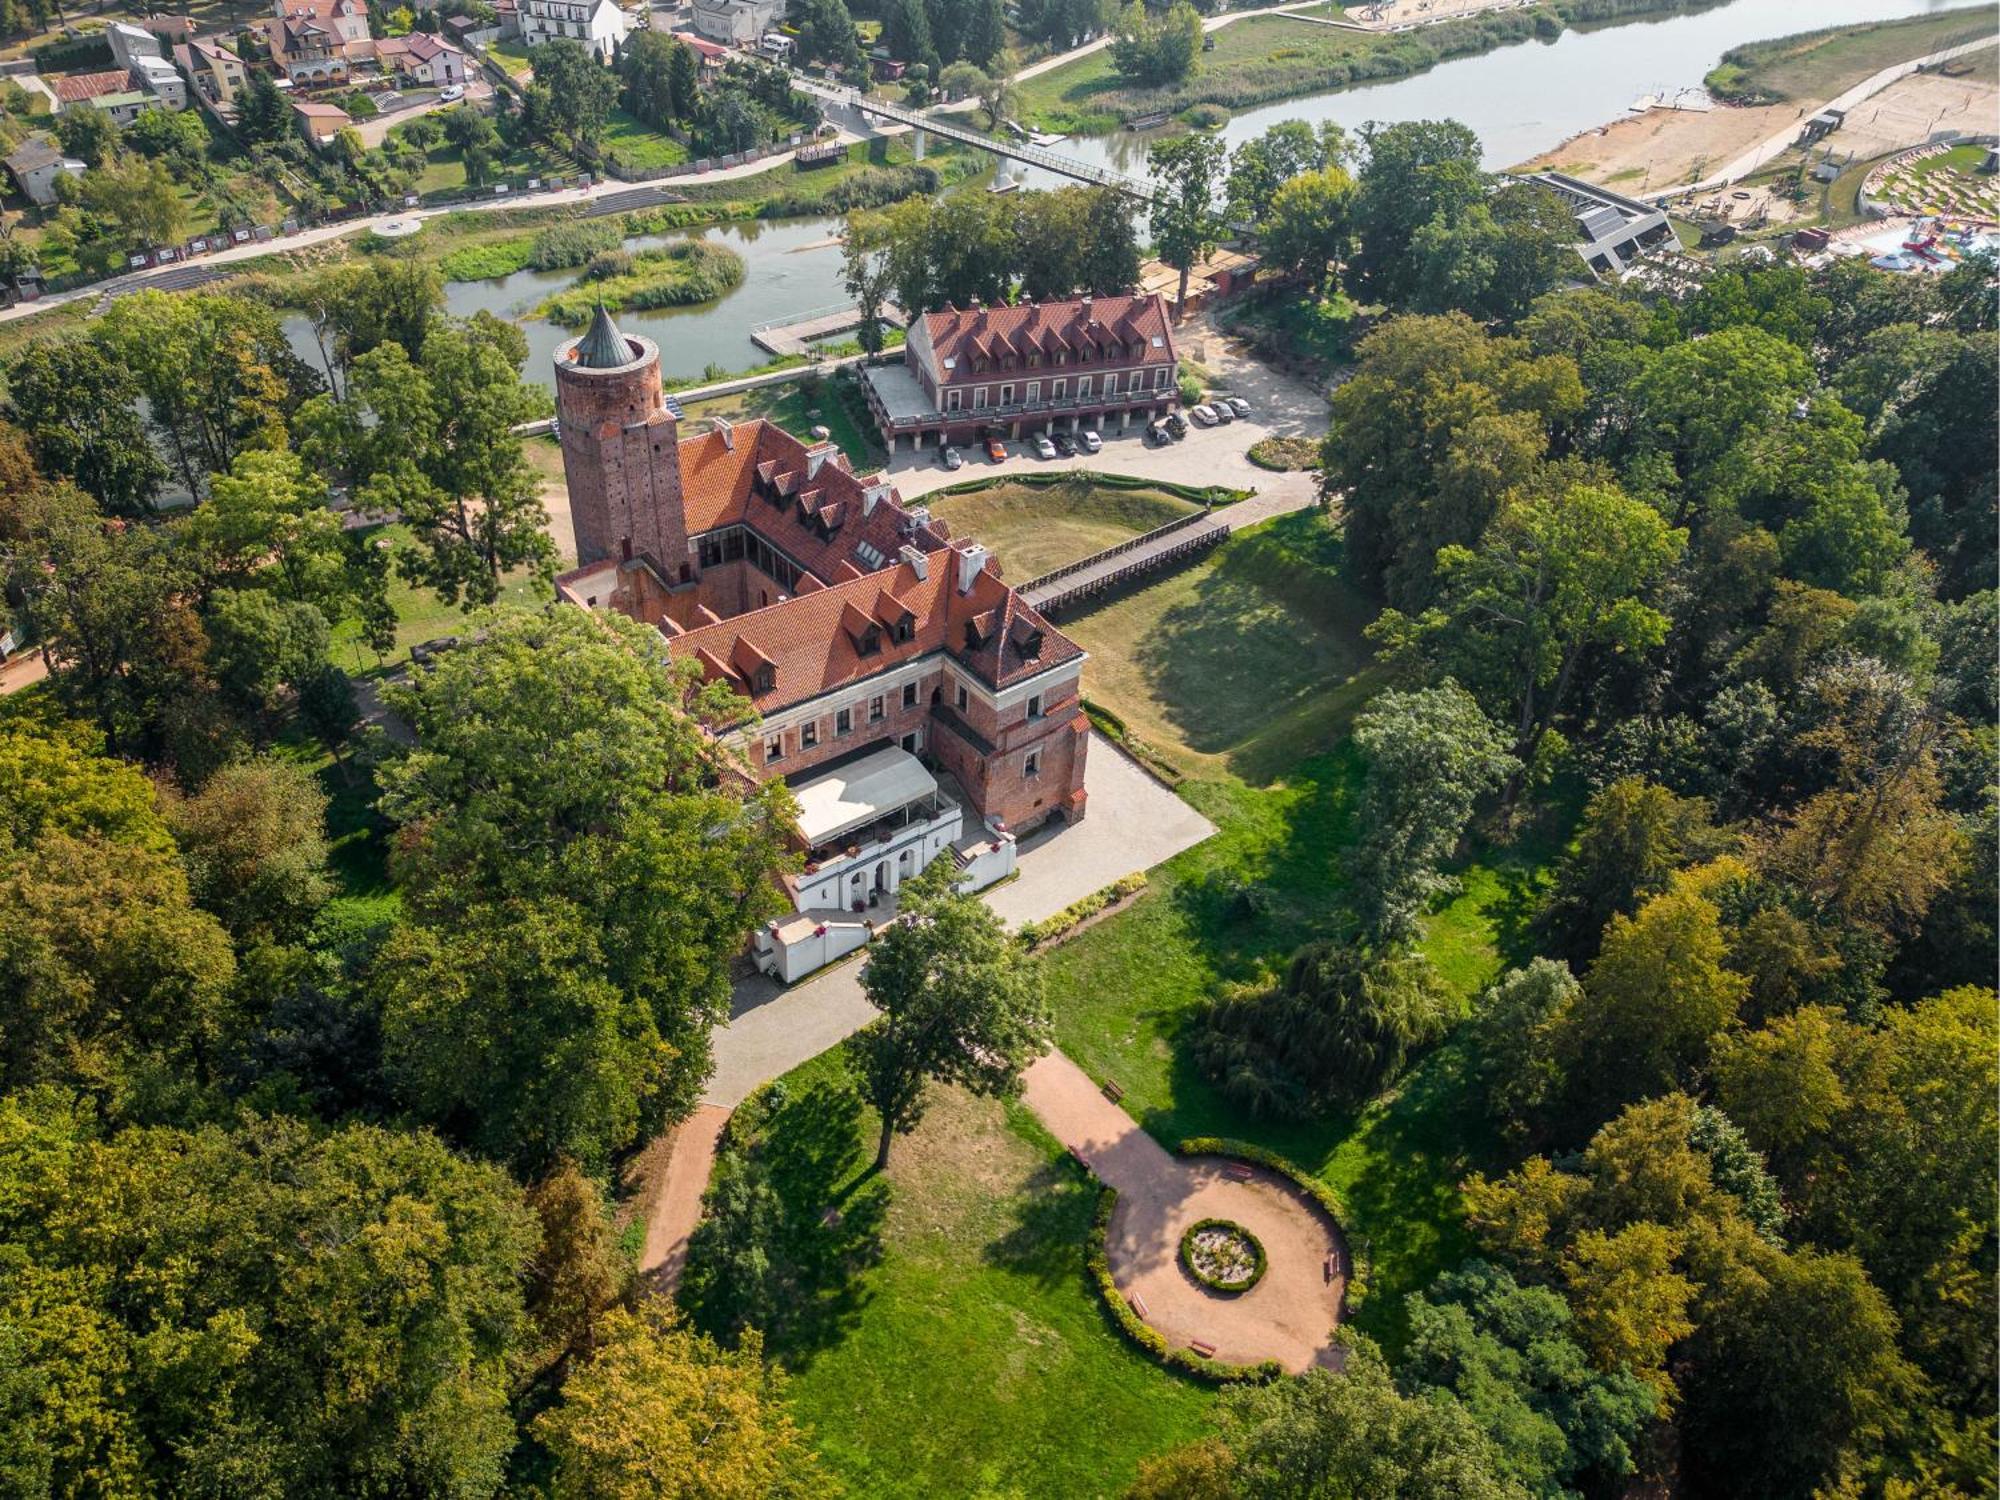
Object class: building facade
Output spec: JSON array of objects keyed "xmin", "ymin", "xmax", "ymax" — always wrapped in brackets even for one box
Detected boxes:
[
  {"xmin": 519, "ymin": 0, "xmax": 630, "ymax": 58},
  {"xmin": 269, "ymin": 0, "xmax": 373, "ymax": 83},
  {"xmin": 689, "ymin": 0, "xmax": 782, "ymax": 46},
  {"xmin": 860, "ymin": 293, "xmax": 1181, "ymax": 451},
  {"xmin": 550, "ymin": 307, "xmax": 1089, "ymax": 963},
  {"xmin": 376, "ymin": 32, "xmax": 467, "ymax": 84},
  {"xmin": 176, "ymin": 37, "xmax": 251, "ymax": 104}
]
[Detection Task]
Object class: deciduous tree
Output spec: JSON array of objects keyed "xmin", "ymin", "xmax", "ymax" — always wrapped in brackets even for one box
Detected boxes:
[{"xmin": 1149, "ymin": 132, "xmax": 1224, "ymax": 313}]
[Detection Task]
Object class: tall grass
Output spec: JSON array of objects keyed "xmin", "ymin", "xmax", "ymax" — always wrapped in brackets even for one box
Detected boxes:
[{"xmin": 537, "ymin": 239, "xmax": 746, "ymax": 325}]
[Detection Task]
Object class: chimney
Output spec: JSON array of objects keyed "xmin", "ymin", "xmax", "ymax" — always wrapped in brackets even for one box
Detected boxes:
[
  {"xmin": 901, "ymin": 505, "xmax": 931, "ymax": 534},
  {"xmin": 712, "ymin": 416, "xmax": 734, "ymax": 451},
  {"xmin": 955, "ymin": 542, "xmax": 990, "ymax": 595},
  {"xmin": 806, "ymin": 443, "xmax": 835, "ymax": 480},
  {"xmin": 861, "ymin": 480, "xmax": 890, "ymax": 517},
  {"xmin": 898, "ymin": 544, "xmax": 929, "ymax": 580}
]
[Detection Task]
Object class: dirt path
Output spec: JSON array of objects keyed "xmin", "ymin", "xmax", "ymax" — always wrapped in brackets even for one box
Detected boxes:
[
  {"xmin": 636, "ymin": 1105, "xmax": 731, "ymax": 1293},
  {"xmin": 1022, "ymin": 1051, "xmax": 1348, "ymax": 1372}
]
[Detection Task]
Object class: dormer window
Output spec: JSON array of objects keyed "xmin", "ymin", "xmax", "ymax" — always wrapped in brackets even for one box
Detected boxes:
[
  {"xmin": 857, "ymin": 625, "xmax": 882, "ymax": 655},
  {"xmin": 753, "ymin": 665, "xmax": 775, "ymax": 695},
  {"xmin": 894, "ymin": 618, "xmax": 914, "ymax": 643}
]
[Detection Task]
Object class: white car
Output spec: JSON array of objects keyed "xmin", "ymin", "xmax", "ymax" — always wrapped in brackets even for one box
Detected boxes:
[
  {"xmin": 1078, "ymin": 429, "xmax": 1101, "ymax": 454},
  {"xmin": 437, "ymin": 84, "xmax": 465, "ymax": 102},
  {"xmin": 1032, "ymin": 434, "xmax": 1057, "ymax": 460},
  {"xmin": 1190, "ymin": 404, "xmax": 1217, "ymax": 426}
]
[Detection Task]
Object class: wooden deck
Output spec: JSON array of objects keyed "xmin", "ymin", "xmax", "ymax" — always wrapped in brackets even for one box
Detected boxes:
[{"xmin": 1019, "ymin": 509, "xmax": 1227, "ymax": 618}]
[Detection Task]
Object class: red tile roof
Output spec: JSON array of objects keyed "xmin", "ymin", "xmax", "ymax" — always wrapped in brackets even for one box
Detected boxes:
[
  {"xmin": 668, "ymin": 546, "xmax": 1081, "ymax": 714},
  {"xmin": 918, "ymin": 295, "xmax": 1175, "ymax": 389},
  {"xmin": 52, "ymin": 70, "xmax": 133, "ymax": 104}
]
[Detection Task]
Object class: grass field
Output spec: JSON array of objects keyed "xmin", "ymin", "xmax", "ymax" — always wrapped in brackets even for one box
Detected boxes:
[
  {"xmin": 1704, "ymin": 10, "xmax": 1998, "ymax": 105},
  {"xmin": 711, "ymin": 1048, "xmax": 1217, "ymax": 1499},
  {"xmin": 1062, "ymin": 509, "xmax": 1378, "ymax": 784},
  {"xmin": 328, "ymin": 521, "xmax": 554, "ymax": 677},
  {"xmin": 601, "ymin": 107, "xmax": 691, "ymax": 173},
  {"xmin": 927, "ymin": 479, "xmax": 1204, "ymax": 581},
  {"xmin": 679, "ymin": 371, "xmax": 885, "ymax": 468}
]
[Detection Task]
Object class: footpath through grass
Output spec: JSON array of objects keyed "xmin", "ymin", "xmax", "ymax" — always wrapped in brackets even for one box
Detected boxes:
[
  {"xmin": 1704, "ymin": 9, "xmax": 1998, "ymax": 104},
  {"xmin": 718, "ymin": 1050, "xmax": 1216, "ymax": 1499}
]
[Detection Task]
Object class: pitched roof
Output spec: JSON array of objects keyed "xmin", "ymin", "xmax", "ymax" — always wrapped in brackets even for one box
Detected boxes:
[
  {"xmin": 290, "ymin": 98, "xmax": 352, "ymax": 120},
  {"xmin": 52, "ymin": 69, "xmax": 134, "ymax": 104},
  {"xmin": 4, "ymin": 139, "xmax": 61, "ymax": 174},
  {"xmin": 918, "ymin": 294, "xmax": 1175, "ymax": 386},
  {"xmin": 574, "ymin": 303, "xmax": 631, "ymax": 370},
  {"xmin": 667, "ymin": 544, "xmax": 1080, "ymax": 714}
]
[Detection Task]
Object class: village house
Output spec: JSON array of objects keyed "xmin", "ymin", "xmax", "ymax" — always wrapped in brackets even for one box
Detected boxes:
[
  {"xmin": 690, "ymin": 0, "xmax": 783, "ymax": 47},
  {"xmin": 374, "ymin": 32, "xmax": 468, "ymax": 86},
  {"xmin": 174, "ymin": 37, "xmax": 251, "ymax": 106},
  {"xmin": 51, "ymin": 68, "xmax": 153, "ymax": 124},
  {"xmin": 269, "ymin": 0, "xmax": 374, "ymax": 84},
  {"xmin": 518, "ymin": 0, "xmax": 630, "ymax": 59},
  {"xmin": 860, "ymin": 294, "xmax": 1182, "ymax": 452},
  {"xmin": 2, "ymin": 139, "xmax": 84, "ymax": 206},
  {"xmin": 290, "ymin": 96, "xmax": 353, "ymax": 147},
  {"xmin": 550, "ymin": 307, "xmax": 1089, "ymax": 979}
]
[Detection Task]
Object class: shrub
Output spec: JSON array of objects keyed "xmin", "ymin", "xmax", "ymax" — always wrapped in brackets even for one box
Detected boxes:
[
  {"xmin": 1179, "ymin": 1218, "xmax": 1266, "ymax": 1293},
  {"xmin": 1181, "ymin": 102, "xmax": 1229, "ymax": 129},
  {"xmin": 1017, "ymin": 873, "xmax": 1147, "ymax": 950},
  {"xmin": 528, "ymin": 217, "xmax": 624, "ymax": 270},
  {"xmin": 580, "ymin": 249, "xmax": 635, "ymax": 281},
  {"xmin": 1247, "ymin": 436, "xmax": 1319, "ymax": 472},
  {"xmin": 538, "ymin": 239, "xmax": 745, "ymax": 325},
  {"xmin": 1176, "ymin": 1138, "xmax": 1371, "ymax": 1315}
]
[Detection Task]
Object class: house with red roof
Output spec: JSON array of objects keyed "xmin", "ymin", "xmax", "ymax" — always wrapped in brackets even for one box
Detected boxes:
[
  {"xmin": 550, "ymin": 306, "xmax": 1090, "ymax": 976},
  {"xmin": 861, "ymin": 293, "xmax": 1182, "ymax": 452}
]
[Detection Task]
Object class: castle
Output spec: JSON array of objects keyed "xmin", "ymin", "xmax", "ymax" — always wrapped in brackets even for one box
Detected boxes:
[{"xmin": 552, "ymin": 307, "xmax": 1090, "ymax": 972}]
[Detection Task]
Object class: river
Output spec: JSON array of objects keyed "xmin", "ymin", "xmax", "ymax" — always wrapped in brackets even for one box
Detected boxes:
[{"xmin": 291, "ymin": 0, "xmax": 1985, "ymax": 389}]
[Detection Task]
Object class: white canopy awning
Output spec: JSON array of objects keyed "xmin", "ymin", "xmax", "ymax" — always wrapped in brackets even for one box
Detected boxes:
[{"xmin": 792, "ymin": 746, "xmax": 937, "ymax": 846}]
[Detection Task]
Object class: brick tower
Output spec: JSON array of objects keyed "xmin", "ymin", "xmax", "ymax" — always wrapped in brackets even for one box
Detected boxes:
[{"xmin": 553, "ymin": 304, "xmax": 689, "ymax": 575}]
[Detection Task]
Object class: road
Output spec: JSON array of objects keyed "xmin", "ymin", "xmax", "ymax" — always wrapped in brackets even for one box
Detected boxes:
[{"xmin": 352, "ymin": 78, "xmax": 497, "ymax": 149}]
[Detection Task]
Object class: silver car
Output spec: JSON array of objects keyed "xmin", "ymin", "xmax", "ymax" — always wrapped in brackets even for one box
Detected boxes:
[
  {"xmin": 1078, "ymin": 429, "xmax": 1102, "ymax": 453},
  {"xmin": 1032, "ymin": 433, "xmax": 1057, "ymax": 459},
  {"xmin": 1190, "ymin": 404, "xmax": 1217, "ymax": 426},
  {"xmin": 1227, "ymin": 396, "xmax": 1251, "ymax": 418}
]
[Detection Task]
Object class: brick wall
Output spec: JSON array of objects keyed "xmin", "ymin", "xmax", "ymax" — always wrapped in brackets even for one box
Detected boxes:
[{"xmin": 555, "ymin": 342, "xmax": 689, "ymax": 575}]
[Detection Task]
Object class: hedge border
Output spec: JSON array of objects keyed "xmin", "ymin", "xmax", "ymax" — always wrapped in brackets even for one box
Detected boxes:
[
  {"xmin": 1179, "ymin": 1218, "xmax": 1267, "ymax": 1294},
  {"xmin": 1084, "ymin": 1185, "xmax": 1282, "ymax": 1385},
  {"xmin": 1082, "ymin": 698, "xmax": 1183, "ymax": 787},
  {"xmin": 924, "ymin": 469, "xmax": 1253, "ymax": 508},
  {"xmin": 1175, "ymin": 1138, "xmax": 1372, "ymax": 1317},
  {"xmin": 1017, "ymin": 872, "xmax": 1147, "ymax": 951}
]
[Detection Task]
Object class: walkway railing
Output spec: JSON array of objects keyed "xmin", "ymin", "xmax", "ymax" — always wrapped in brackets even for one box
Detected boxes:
[{"xmin": 1020, "ymin": 507, "xmax": 1226, "ymax": 616}]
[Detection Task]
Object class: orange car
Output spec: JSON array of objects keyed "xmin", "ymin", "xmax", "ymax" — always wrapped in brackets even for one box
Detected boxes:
[{"xmin": 984, "ymin": 435, "xmax": 1007, "ymax": 462}]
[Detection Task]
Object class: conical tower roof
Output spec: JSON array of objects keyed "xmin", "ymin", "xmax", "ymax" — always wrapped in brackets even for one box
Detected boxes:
[{"xmin": 574, "ymin": 301, "xmax": 630, "ymax": 370}]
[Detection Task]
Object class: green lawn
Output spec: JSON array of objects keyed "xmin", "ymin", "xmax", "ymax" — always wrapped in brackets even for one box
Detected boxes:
[
  {"xmin": 600, "ymin": 107, "xmax": 690, "ymax": 173},
  {"xmin": 1062, "ymin": 509, "xmax": 1379, "ymax": 783},
  {"xmin": 705, "ymin": 1049, "xmax": 1217, "ymax": 1499},
  {"xmin": 329, "ymin": 521, "xmax": 554, "ymax": 678},
  {"xmin": 927, "ymin": 479, "xmax": 1203, "ymax": 581},
  {"xmin": 482, "ymin": 39, "xmax": 535, "ymax": 78},
  {"xmin": 1705, "ymin": 10, "xmax": 1998, "ymax": 104},
  {"xmin": 679, "ymin": 373, "xmax": 886, "ymax": 469}
]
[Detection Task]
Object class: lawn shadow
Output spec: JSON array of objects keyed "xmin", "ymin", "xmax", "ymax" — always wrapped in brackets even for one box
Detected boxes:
[{"xmin": 981, "ymin": 1156, "xmax": 1099, "ymax": 1290}]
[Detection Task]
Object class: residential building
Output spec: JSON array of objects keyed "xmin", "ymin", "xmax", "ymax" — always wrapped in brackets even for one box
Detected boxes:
[
  {"xmin": 132, "ymin": 55, "xmax": 188, "ymax": 110},
  {"xmin": 269, "ymin": 0, "xmax": 373, "ymax": 83},
  {"xmin": 174, "ymin": 37, "xmax": 251, "ymax": 106},
  {"xmin": 550, "ymin": 306, "xmax": 1089, "ymax": 975},
  {"xmin": 291, "ymin": 96, "xmax": 353, "ymax": 147},
  {"xmin": 106, "ymin": 20, "xmax": 165, "ymax": 69},
  {"xmin": 2, "ymin": 139, "xmax": 85, "ymax": 205},
  {"xmin": 689, "ymin": 0, "xmax": 781, "ymax": 46},
  {"xmin": 860, "ymin": 293, "xmax": 1181, "ymax": 452},
  {"xmin": 51, "ymin": 69, "xmax": 152, "ymax": 124},
  {"xmin": 375, "ymin": 32, "xmax": 468, "ymax": 85},
  {"xmin": 669, "ymin": 29, "xmax": 730, "ymax": 75},
  {"xmin": 519, "ymin": 0, "xmax": 630, "ymax": 59}
]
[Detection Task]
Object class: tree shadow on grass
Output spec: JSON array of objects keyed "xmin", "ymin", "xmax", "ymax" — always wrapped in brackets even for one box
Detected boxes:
[
  {"xmin": 981, "ymin": 1156, "xmax": 1099, "ymax": 1291},
  {"xmin": 681, "ymin": 1075, "xmax": 887, "ymax": 1370}
]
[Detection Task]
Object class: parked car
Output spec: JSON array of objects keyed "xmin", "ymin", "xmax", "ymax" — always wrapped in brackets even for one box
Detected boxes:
[
  {"xmin": 1051, "ymin": 431, "xmax": 1077, "ymax": 457},
  {"xmin": 1226, "ymin": 396, "xmax": 1251, "ymax": 418},
  {"xmin": 1164, "ymin": 412, "xmax": 1187, "ymax": 438},
  {"xmin": 938, "ymin": 443, "xmax": 962, "ymax": 471},
  {"xmin": 1212, "ymin": 401, "xmax": 1235, "ymax": 424},
  {"xmin": 437, "ymin": 84, "xmax": 464, "ymax": 102},
  {"xmin": 984, "ymin": 435, "xmax": 1007, "ymax": 462},
  {"xmin": 1190, "ymin": 404, "xmax": 1217, "ymax": 426},
  {"xmin": 1032, "ymin": 433, "xmax": 1057, "ymax": 460},
  {"xmin": 1146, "ymin": 419, "xmax": 1173, "ymax": 446},
  {"xmin": 1078, "ymin": 429, "xmax": 1102, "ymax": 453}
]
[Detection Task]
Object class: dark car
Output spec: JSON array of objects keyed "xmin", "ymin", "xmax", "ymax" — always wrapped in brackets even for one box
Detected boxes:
[
  {"xmin": 1146, "ymin": 419, "xmax": 1173, "ymax": 446},
  {"xmin": 1164, "ymin": 412, "xmax": 1187, "ymax": 438},
  {"xmin": 1051, "ymin": 431, "xmax": 1077, "ymax": 457}
]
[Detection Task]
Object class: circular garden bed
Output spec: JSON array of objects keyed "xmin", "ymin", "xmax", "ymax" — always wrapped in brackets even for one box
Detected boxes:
[{"xmin": 1179, "ymin": 1218, "xmax": 1267, "ymax": 1295}]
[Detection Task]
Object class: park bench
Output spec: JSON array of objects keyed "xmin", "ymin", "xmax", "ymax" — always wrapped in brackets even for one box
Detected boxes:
[
  {"xmin": 1191, "ymin": 1340, "xmax": 1217, "ymax": 1359},
  {"xmin": 1130, "ymin": 1293, "xmax": 1149, "ymax": 1319},
  {"xmin": 1324, "ymin": 1254, "xmax": 1337, "ymax": 1283},
  {"xmin": 1224, "ymin": 1163, "xmax": 1254, "ymax": 1182},
  {"xmin": 1101, "ymin": 1078, "xmax": 1124, "ymax": 1103}
]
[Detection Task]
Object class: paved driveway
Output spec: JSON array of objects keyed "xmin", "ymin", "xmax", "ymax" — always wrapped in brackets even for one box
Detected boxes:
[{"xmin": 700, "ymin": 734, "xmax": 1211, "ymax": 1109}]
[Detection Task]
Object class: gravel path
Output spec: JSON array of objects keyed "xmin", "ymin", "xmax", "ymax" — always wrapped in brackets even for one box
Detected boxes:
[{"xmin": 1022, "ymin": 1051, "xmax": 1349, "ymax": 1373}]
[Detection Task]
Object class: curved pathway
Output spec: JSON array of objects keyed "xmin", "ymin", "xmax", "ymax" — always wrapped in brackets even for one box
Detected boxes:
[{"xmin": 1022, "ymin": 1050, "xmax": 1348, "ymax": 1372}]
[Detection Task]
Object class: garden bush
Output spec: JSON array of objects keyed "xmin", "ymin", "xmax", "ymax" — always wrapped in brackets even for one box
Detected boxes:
[{"xmin": 1018, "ymin": 873, "xmax": 1148, "ymax": 951}]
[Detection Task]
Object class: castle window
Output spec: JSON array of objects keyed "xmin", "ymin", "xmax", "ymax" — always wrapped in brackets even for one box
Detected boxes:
[
  {"xmin": 903, "ymin": 682, "xmax": 918, "ymax": 708},
  {"xmin": 753, "ymin": 665, "xmax": 776, "ymax": 695},
  {"xmin": 801, "ymin": 720, "xmax": 819, "ymax": 749},
  {"xmin": 895, "ymin": 618, "xmax": 914, "ymax": 643},
  {"xmin": 836, "ymin": 708, "xmax": 851, "ymax": 736},
  {"xmin": 766, "ymin": 734, "xmax": 784, "ymax": 761},
  {"xmin": 955, "ymin": 685, "xmax": 968, "ymax": 712},
  {"xmin": 870, "ymin": 695, "xmax": 885, "ymax": 722},
  {"xmin": 1026, "ymin": 693, "xmax": 1042, "ymax": 719},
  {"xmin": 1025, "ymin": 749, "xmax": 1041, "ymax": 778}
]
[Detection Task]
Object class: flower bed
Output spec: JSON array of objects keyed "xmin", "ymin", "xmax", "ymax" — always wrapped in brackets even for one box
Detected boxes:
[{"xmin": 1179, "ymin": 1218, "xmax": 1265, "ymax": 1294}]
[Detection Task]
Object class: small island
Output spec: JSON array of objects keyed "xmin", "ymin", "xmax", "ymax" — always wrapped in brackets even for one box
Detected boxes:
[{"xmin": 540, "ymin": 239, "xmax": 746, "ymax": 326}]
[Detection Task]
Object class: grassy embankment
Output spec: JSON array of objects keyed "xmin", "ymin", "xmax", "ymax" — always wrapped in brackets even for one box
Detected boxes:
[
  {"xmin": 928, "ymin": 478, "xmax": 1204, "ymax": 579},
  {"xmin": 1704, "ymin": 9, "xmax": 1998, "ymax": 104}
]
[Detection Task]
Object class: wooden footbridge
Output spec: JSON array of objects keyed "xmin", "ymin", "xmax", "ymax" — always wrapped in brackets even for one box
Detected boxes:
[
  {"xmin": 751, "ymin": 301, "xmax": 907, "ymax": 356},
  {"xmin": 1019, "ymin": 507, "xmax": 1227, "ymax": 618}
]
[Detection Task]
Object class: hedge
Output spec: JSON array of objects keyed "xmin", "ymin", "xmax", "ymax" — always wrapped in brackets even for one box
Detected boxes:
[
  {"xmin": 1083, "ymin": 698, "xmax": 1183, "ymax": 787},
  {"xmin": 924, "ymin": 469, "xmax": 1251, "ymax": 508},
  {"xmin": 1176, "ymin": 1138, "xmax": 1372, "ymax": 1316},
  {"xmin": 1017, "ymin": 873, "xmax": 1146, "ymax": 951},
  {"xmin": 1179, "ymin": 1218, "xmax": 1266, "ymax": 1294},
  {"xmin": 1084, "ymin": 1185, "xmax": 1283, "ymax": 1385}
]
